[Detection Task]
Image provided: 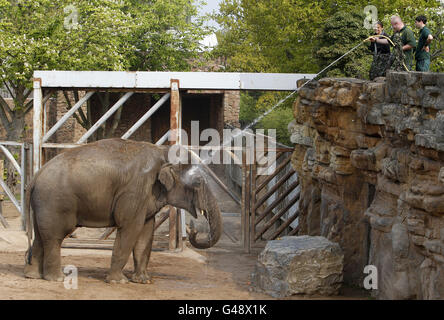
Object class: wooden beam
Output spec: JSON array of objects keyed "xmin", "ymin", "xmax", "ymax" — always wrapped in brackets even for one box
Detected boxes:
[
  {"xmin": 169, "ymin": 79, "xmax": 182, "ymax": 251},
  {"xmin": 170, "ymin": 79, "xmax": 181, "ymax": 145},
  {"xmin": 250, "ymin": 161, "xmax": 257, "ymax": 248},
  {"xmin": 255, "ymin": 181, "xmax": 300, "ymax": 226},
  {"xmin": 255, "ymin": 193, "xmax": 300, "ymax": 241},
  {"xmin": 0, "ymin": 200, "xmax": 9, "ymax": 228},
  {"xmin": 268, "ymin": 209, "xmax": 301, "ymax": 240},
  {"xmin": 32, "ymin": 79, "xmax": 43, "ymax": 173},
  {"xmin": 254, "ymin": 168, "xmax": 296, "ymax": 210},
  {"xmin": 155, "ymin": 209, "xmax": 170, "ymax": 230},
  {"xmin": 256, "ymin": 156, "xmax": 292, "ymax": 193},
  {"xmin": 169, "ymin": 206, "xmax": 178, "ymax": 250}
]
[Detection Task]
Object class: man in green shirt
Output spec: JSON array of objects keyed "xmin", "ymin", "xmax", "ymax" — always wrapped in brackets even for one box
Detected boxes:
[
  {"xmin": 371, "ymin": 16, "xmax": 416, "ymax": 70},
  {"xmin": 415, "ymin": 15, "xmax": 434, "ymax": 71}
]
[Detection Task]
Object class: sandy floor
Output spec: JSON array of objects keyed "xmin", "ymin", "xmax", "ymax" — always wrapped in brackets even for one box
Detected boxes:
[
  {"xmin": 0, "ymin": 247, "xmax": 271, "ymax": 300},
  {"xmin": 0, "ymin": 201, "xmax": 370, "ymax": 300}
]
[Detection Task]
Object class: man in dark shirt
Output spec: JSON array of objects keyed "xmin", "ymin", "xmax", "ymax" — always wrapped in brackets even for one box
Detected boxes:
[
  {"xmin": 414, "ymin": 15, "xmax": 434, "ymax": 71},
  {"xmin": 371, "ymin": 16, "xmax": 416, "ymax": 70},
  {"xmin": 368, "ymin": 21, "xmax": 391, "ymax": 79}
]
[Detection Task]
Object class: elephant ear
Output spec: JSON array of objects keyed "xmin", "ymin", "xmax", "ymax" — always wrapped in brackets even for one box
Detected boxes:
[{"xmin": 159, "ymin": 164, "xmax": 175, "ymax": 191}]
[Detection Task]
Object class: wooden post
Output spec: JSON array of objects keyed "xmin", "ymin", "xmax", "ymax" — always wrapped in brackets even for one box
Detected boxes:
[
  {"xmin": 33, "ymin": 79, "xmax": 43, "ymax": 174},
  {"xmin": 169, "ymin": 79, "xmax": 182, "ymax": 251},
  {"xmin": 170, "ymin": 79, "xmax": 181, "ymax": 145},
  {"xmin": 250, "ymin": 156, "xmax": 257, "ymax": 249},
  {"xmin": 26, "ymin": 144, "xmax": 34, "ymax": 240},
  {"xmin": 20, "ymin": 143, "xmax": 27, "ymax": 231},
  {"xmin": 0, "ymin": 159, "xmax": 8, "ymax": 229},
  {"xmin": 241, "ymin": 149, "xmax": 251, "ymax": 253},
  {"xmin": 177, "ymin": 209, "xmax": 183, "ymax": 250},
  {"xmin": 169, "ymin": 206, "xmax": 178, "ymax": 250},
  {"xmin": 245, "ymin": 160, "xmax": 251, "ymax": 253},
  {"xmin": 0, "ymin": 202, "xmax": 8, "ymax": 228}
]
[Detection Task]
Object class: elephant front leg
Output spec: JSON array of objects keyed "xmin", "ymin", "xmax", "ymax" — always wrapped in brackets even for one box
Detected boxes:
[
  {"xmin": 131, "ymin": 217, "xmax": 155, "ymax": 284},
  {"xmin": 107, "ymin": 222, "xmax": 144, "ymax": 284}
]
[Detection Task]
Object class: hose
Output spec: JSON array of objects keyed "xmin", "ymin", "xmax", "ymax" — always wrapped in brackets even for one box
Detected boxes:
[{"xmin": 364, "ymin": 34, "xmax": 410, "ymax": 72}]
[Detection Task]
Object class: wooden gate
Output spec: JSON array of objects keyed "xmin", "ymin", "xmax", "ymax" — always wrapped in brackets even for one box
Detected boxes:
[{"xmin": 241, "ymin": 147, "xmax": 300, "ymax": 253}]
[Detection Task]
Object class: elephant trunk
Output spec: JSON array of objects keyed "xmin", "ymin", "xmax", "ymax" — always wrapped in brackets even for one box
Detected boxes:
[{"xmin": 188, "ymin": 189, "xmax": 222, "ymax": 249}]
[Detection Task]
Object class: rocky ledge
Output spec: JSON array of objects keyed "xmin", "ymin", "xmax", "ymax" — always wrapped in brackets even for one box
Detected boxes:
[{"xmin": 289, "ymin": 72, "xmax": 444, "ymax": 299}]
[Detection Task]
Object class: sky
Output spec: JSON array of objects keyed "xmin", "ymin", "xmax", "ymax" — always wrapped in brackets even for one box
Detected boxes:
[
  {"xmin": 197, "ymin": 0, "xmax": 223, "ymax": 48},
  {"xmin": 198, "ymin": 0, "xmax": 222, "ymax": 28}
]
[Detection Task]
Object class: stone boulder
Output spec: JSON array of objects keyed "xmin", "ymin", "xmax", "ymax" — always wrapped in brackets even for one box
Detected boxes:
[{"xmin": 252, "ymin": 236, "xmax": 344, "ymax": 297}]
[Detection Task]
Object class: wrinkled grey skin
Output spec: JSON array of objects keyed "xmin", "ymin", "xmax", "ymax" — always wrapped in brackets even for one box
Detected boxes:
[{"xmin": 23, "ymin": 139, "xmax": 222, "ymax": 284}]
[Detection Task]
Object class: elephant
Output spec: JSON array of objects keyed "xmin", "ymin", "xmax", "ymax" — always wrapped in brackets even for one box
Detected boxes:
[{"xmin": 23, "ymin": 138, "xmax": 222, "ymax": 283}]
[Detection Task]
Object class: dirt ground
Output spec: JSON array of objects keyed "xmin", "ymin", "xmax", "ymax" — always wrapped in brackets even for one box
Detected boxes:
[{"xmin": 0, "ymin": 201, "xmax": 370, "ymax": 300}]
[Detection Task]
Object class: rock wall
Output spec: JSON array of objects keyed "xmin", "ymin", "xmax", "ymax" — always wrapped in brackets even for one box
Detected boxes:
[{"xmin": 289, "ymin": 72, "xmax": 444, "ymax": 299}]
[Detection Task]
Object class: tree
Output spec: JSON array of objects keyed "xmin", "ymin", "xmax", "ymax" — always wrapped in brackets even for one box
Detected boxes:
[
  {"xmin": 0, "ymin": 0, "xmax": 209, "ymax": 141},
  {"xmin": 214, "ymin": 0, "xmax": 332, "ymax": 73},
  {"xmin": 213, "ymin": 0, "xmax": 443, "ymax": 145},
  {"xmin": 58, "ymin": 0, "xmax": 211, "ymax": 141},
  {"xmin": 379, "ymin": 4, "xmax": 443, "ymax": 72},
  {"xmin": 314, "ymin": 9, "xmax": 372, "ymax": 79},
  {"xmin": 214, "ymin": 0, "xmax": 442, "ymax": 74},
  {"xmin": 0, "ymin": 0, "xmax": 209, "ymax": 192},
  {"xmin": 238, "ymin": 90, "xmax": 295, "ymax": 145},
  {"xmin": 0, "ymin": 0, "xmax": 132, "ymax": 142}
]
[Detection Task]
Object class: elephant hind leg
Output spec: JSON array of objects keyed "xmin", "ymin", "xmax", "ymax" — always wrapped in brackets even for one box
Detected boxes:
[
  {"xmin": 24, "ymin": 221, "xmax": 44, "ymax": 279},
  {"xmin": 131, "ymin": 217, "xmax": 155, "ymax": 284},
  {"xmin": 42, "ymin": 238, "xmax": 64, "ymax": 282},
  {"xmin": 38, "ymin": 210, "xmax": 76, "ymax": 282}
]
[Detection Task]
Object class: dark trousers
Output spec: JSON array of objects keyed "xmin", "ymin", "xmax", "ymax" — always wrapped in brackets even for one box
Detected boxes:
[
  {"xmin": 369, "ymin": 53, "xmax": 391, "ymax": 80},
  {"xmin": 416, "ymin": 59, "xmax": 430, "ymax": 72}
]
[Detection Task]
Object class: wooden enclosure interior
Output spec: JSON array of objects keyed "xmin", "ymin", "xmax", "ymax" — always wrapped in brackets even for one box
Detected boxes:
[{"xmin": 28, "ymin": 71, "xmax": 314, "ymax": 251}]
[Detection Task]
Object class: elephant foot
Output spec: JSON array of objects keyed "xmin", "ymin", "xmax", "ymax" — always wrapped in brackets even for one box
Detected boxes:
[
  {"xmin": 24, "ymin": 264, "xmax": 43, "ymax": 279},
  {"xmin": 106, "ymin": 272, "xmax": 129, "ymax": 284},
  {"xmin": 43, "ymin": 271, "xmax": 64, "ymax": 282},
  {"xmin": 130, "ymin": 271, "xmax": 153, "ymax": 284}
]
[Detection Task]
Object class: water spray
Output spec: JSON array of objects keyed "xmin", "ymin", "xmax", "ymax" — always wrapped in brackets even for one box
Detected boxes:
[{"xmin": 184, "ymin": 33, "xmax": 410, "ymax": 206}]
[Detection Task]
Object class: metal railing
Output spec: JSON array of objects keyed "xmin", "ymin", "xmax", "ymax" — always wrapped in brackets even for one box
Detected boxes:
[{"xmin": 0, "ymin": 141, "xmax": 31, "ymax": 230}]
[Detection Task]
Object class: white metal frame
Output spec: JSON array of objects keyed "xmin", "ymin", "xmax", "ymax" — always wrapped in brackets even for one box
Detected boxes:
[
  {"xmin": 0, "ymin": 141, "xmax": 30, "ymax": 230},
  {"xmin": 32, "ymin": 71, "xmax": 315, "ymax": 174},
  {"xmin": 31, "ymin": 70, "xmax": 315, "ymax": 249},
  {"xmin": 34, "ymin": 71, "xmax": 315, "ymax": 91}
]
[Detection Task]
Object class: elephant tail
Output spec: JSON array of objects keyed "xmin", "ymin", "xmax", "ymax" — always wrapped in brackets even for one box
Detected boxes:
[{"xmin": 24, "ymin": 176, "xmax": 36, "ymax": 264}]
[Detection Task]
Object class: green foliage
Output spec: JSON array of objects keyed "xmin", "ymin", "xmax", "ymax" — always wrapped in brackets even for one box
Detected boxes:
[
  {"xmin": 214, "ymin": 0, "xmax": 443, "ymax": 74},
  {"xmin": 215, "ymin": 0, "xmax": 443, "ymax": 146},
  {"xmin": 213, "ymin": 0, "xmax": 331, "ymax": 73},
  {"xmin": 258, "ymin": 106, "xmax": 294, "ymax": 146},
  {"xmin": 238, "ymin": 91, "xmax": 260, "ymax": 127},
  {"xmin": 239, "ymin": 91, "xmax": 294, "ymax": 146},
  {"xmin": 0, "ymin": 0, "xmax": 209, "ymax": 140},
  {"xmin": 123, "ymin": 0, "xmax": 211, "ymax": 71},
  {"xmin": 314, "ymin": 9, "xmax": 373, "ymax": 79},
  {"xmin": 379, "ymin": 4, "xmax": 444, "ymax": 72},
  {"xmin": 0, "ymin": 0, "xmax": 209, "ymax": 89}
]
